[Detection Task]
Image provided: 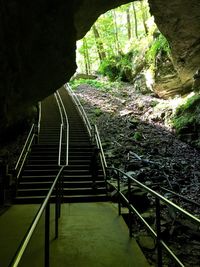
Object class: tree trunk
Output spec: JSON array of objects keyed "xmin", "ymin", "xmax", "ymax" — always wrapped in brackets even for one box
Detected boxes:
[
  {"xmin": 83, "ymin": 37, "xmax": 91, "ymax": 74},
  {"xmin": 140, "ymin": 1, "xmax": 148, "ymax": 35},
  {"xmin": 126, "ymin": 7, "xmax": 131, "ymax": 40},
  {"xmin": 112, "ymin": 10, "xmax": 121, "ymax": 55},
  {"xmin": 92, "ymin": 24, "xmax": 106, "ymax": 62},
  {"xmin": 132, "ymin": 2, "xmax": 138, "ymax": 39}
]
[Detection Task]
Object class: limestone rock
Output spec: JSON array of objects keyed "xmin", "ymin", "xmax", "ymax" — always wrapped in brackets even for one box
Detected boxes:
[{"xmin": 149, "ymin": 0, "xmax": 200, "ymax": 91}]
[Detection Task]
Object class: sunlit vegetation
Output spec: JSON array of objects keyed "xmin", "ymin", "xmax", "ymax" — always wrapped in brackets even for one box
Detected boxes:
[
  {"xmin": 76, "ymin": 0, "xmax": 171, "ymax": 91},
  {"xmin": 73, "ymin": 0, "xmax": 200, "ymax": 148},
  {"xmin": 70, "ymin": 78, "xmax": 122, "ymax": 92}
]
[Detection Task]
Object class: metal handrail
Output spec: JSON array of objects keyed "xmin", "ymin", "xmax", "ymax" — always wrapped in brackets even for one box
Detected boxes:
[
  {"xmin": 54, "ymin": 92, "xmax": 69, "ymax": 166},
  {"xmin": 14, "ymin": 124, "xmax": 36, "ymax": 179},
  {"xmin": 160, "ymin": 186, "xmax": 200, "ymax": 208},
  {"xmin": 94, "ymin": 124, "xmax": 107, "ymax": 178},
  {"xmin": 37, "ymin": 101, "xmax": 42, "ymax": 139},
  {"xmin": 107, "ymin": 167, "xmax": 200, "ymax": 267},
  {"xmin": 65, "ymin": 84, "xmax": 107, "ymax": 180},
  {"xmin": 56, "ymin": 91, "xmax": 69, "ymax": 166},
  {"xmin": 65, "ymin": 83, "xmax": 92, "ymax": 137},
  {"xmin": 54, "ymin": 92, "xmax": 64, "ymax": 166},
  {"xmin": 9, "ymin": 166, "xmax": 64, "ymax": 267},
  {"xmin": 54, "ymin": 93, "xmax": 64, "ymax": 125},
  {"xmin": 58, "ymin": 124, "xmax": 63, "ymax": 166}
]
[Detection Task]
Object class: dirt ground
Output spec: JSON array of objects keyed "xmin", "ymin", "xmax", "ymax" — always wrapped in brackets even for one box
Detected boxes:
[{"xmin": 75, "ymin": 82, "xmax": 200, "ymax": 266}]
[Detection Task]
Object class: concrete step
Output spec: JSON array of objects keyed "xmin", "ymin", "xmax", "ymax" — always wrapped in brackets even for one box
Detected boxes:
[{"xmin": 14, "ymin": 193, "xmax": 109, "ymax": 204}]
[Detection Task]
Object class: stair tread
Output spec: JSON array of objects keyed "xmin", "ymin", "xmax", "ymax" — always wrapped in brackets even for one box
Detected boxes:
[{"xmin": 15, "ymin": 88, "xmax": 108, "ymax": 204}]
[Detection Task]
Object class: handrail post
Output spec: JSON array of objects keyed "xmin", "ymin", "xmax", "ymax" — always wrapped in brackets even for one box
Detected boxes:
[
  {"xmin": 45, "ymin": 202, "xmax": 50, "ymax": 267},
  {"xmin": 156, "ymin": 197, "xmax": 162, "ymax": 267},
  {"xmin": 55, "ymin": 182, "xmax": 59, "ymax": 239},
  {"xmin": 128, "ymin": 177, "xmax": 132, "ymax": 237},
  {"xmin": 59, "ymin": 174, "xmax": 62, "ymax": 217},
  {"xmin": 117, "ymin": 170, "xmax": 121, "ymax": 216}
]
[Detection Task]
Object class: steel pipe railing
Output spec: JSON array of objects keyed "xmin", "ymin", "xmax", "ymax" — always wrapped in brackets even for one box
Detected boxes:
[
  {"xmin": 14, "ymin": 124, "xmax": 36, "ymax": 179},
  {"xmin": 9, "ymin": 166, "xmax": 65, "ymax": 267},
  {"xmin": 65, "ymin": 83, "xmax": 92, "ymax": 137},
  {"xmin": 37, "ymin": 101, "xmax": 42, "ymax": 142},
  {"xmin": 56, "ymin": 91, "xmax": 69, "ymax": 166},
  {"xmin": 54, "ymin": 92, "xmax": 69, "ymax": 166},
  {"xmin": 107, "ymin": 167, "xmax": 200, "ymax": 267},
  {"xmin": 94, "ymin": 124, "xmax": 107, "ymax": 180},
  {"xmin": 65, "ymin": 84, "xmax": 108, "ymax": 184}
]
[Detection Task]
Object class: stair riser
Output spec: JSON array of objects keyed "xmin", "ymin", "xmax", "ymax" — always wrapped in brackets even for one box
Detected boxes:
[
  {"xmin": 14, "ymin": 195, "xmax": 109, "ymax": 204},
  {"xmin": 18, "ymin": 188, "xmax": 106, "ymax": 197},
  {"xmin": 18, "ymin": 181, "xmax": 106, "ymax": 189},
  {"xmin": 24, "ymin": 165, "xmax": 91, "ymax": 171},
  {"xmin": 15, "ymin": 87, "xmax": 108, "ymax": 204}
]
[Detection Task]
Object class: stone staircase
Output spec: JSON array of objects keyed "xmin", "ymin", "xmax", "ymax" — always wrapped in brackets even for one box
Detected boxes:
[{"xmin": 15, "ymin": 87, "xmax": 108, "ymax": 203}]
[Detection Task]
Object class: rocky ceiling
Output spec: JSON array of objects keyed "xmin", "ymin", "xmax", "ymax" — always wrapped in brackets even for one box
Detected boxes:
[{"xmin": 0, "ymin": 0, "xmax": 200, "ymax": 134}]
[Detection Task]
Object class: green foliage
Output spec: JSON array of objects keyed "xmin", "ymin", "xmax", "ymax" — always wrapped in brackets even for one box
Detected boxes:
[
  {"xmin": 146, "ymin": 34, "xmax": 171, "ymax": 64},
  {"xmin": 77, "ymin": 0, "xmax": 153, "ymax": 74},
  {"xmin": 172, "ymin": 94, "xmax": 200, "ymax": 134},
  {"xmin": 98, "ymin": 57, "xmax": 120, "ymax": 81},
  {"xmin": 93, "ymin": 108, "xmax": 103, "ymax": 117},
  {"xmin": 98, "ymin": 53, "xmax": 133, "ymax": 82},
  {"xmin": 69, "ymin": 78, "xmax": 122, "ymax": 92},
  {"xmin": 133, "ymin": 131, "xmax": 143, "ymax": 141}
]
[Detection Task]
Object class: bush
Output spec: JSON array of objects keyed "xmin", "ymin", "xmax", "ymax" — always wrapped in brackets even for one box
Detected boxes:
[
  {"xmin": 98, "ymin": 53, "xmax": 133, "ymax": 82},
  {"xmin": 146, "ymin": 34, "xmax": 171, "ymax": 64}
]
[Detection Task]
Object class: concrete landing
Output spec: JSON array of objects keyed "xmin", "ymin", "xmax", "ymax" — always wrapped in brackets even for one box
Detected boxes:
[{"xmin": 0, "ymin": 203, "xmax": 149, "ymax": 267}]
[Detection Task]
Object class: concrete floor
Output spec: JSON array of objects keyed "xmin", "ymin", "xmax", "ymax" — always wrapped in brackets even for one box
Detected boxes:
[{"xmin": 0, "ymin": 202, "xmax": 149, "ymax": 267}]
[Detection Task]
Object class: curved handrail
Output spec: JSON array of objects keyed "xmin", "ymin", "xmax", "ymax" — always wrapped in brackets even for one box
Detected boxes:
[
  {"xmin": 65, "ymin": 83, "xmax": 107, "ymax": 180},
  {"xmin": 14, "ymin": 124, "xmax": 36, "ymax": 179},
  {"xmin": 56, "ymin": 91, "xmax": 69, "ymax": 166},
  {"xmin": 54, "ymin": 93, "xmax": 64, "ymax": 125},
  {"xmin": 94, "ymin": 124, "xmax": 107, "ymax": 178},
  {"xmin": 37, "ymin": 102, "xmax": 41, "ymax": 138},
  {"xmin": 9, "ymin": 166, "xmax": 65, "ymax": 267},
  {"xmin": 107, "ymin": 167, "xmax": 200, "ymax": 266},
  {"xmin": 54, "ymin": 93, "xmax": 64, "ymax": 166},
  {"xmin": 65, "ymin": 83, "xmax": 92, "ymax": 137}
]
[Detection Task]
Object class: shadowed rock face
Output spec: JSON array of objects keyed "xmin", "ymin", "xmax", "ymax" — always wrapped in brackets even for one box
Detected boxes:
[
  {"xmin": 0, "ymin": 0, "xmax": 132, "ymax": 134},
  {"xmin": 149, "ymin": 0, "xmax": 200, "ymax": 91},
  {"xmin": 1, "ymin": 0, "xmax": 200, "ymax": 134}
]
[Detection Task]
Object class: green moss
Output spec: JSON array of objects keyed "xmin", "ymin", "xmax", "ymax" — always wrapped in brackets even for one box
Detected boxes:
[
  {"xmin": 133, "ymin": 131, "xmax": 143, "ymax": 141},
  {"xmin": 172, "ymin": 94, "xmax": 200, "ymax": 134}
]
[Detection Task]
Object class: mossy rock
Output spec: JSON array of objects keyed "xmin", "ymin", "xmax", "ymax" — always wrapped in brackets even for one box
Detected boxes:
[
  {"xmin": 172, "ymin": 94, "xmax": 200, "ymax": 147},
  {"xmin": 173, "ymin": 94, "xmax": 200, "ymax": 134}
]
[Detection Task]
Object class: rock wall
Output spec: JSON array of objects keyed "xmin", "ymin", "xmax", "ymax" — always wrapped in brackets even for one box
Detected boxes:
[
  {"xmin": 0, "ymin": 0, "xmax": 132, "ymax": 135},
  {"xmin": 1, "ymin": 0, "xmax": 200, "ymax": 135},
  {"xmin": 149, "ymin": 0, "xmax": 200, "ymax": 94}
]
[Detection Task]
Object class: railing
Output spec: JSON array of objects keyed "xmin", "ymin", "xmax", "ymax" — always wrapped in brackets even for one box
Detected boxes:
[
  {"xmin": 9, "ymin": 166, "xmax": 64, "ymax": 267},
  {"xmin": 65, "ymin": 83, "xmax": 108, "ymax": 182},
  {"xmin": 94, "ymin": 125, "xmax": 107, "ymax": 180},
  {"xmin": 107, "ymin": 167, "xmax": 200, "ymax": 267},
  {"xmin": 65, "ymin": 83, "xmax": 92, "ymax": 138},
  {"xmin": 37, "ymin": 101, "xmax": 42, "ymax": 142},
  {"xmin": 54, "ymin": 92, "xmax": 69, "ymax": 166},
  {"xmin": 14, "ymin": 124, "xmax": 36, "ymax": 179}
]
